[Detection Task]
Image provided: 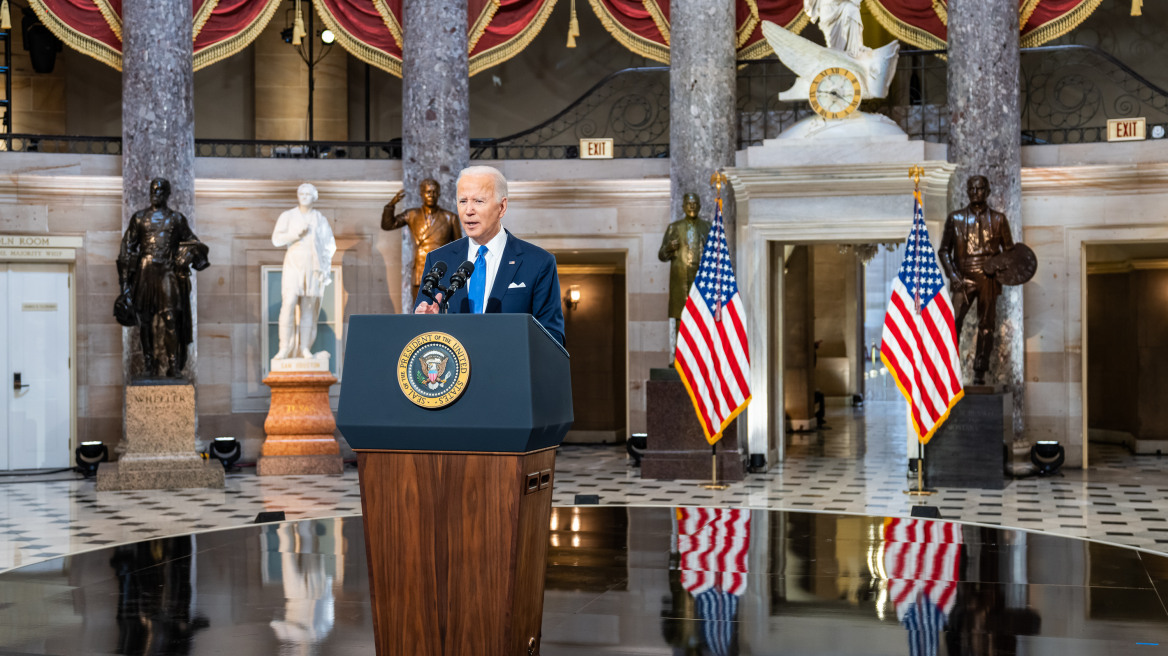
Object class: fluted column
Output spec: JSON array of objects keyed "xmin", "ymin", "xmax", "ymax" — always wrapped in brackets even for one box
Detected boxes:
[
  {"xmin": 947, "ymin": 0, "xmax": 1024, "ymax": 438},
  {"xmin": 400, "ymin": 0, "xmax": 469, "ymax": 310}
]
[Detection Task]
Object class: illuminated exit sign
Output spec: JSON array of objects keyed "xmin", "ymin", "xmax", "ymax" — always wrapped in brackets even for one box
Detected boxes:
[
  {"xmin": 1107, "ymin": 117, "xmax": 1146, "ymax": 142},
  {"xmin": 579, "ymin": 138, "xmax": 614, "ymax": 159}
]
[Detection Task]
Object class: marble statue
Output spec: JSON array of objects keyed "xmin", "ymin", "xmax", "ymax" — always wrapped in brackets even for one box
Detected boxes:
[
  {"xmin": 659, "ymin": 193, "xmax": 711, "ymax": 357},
  {"xmin": 760, "ymin": 18, "xmax": 899, "ymax": 103},
  {"xmin": 938, "ymin": 175, "xmax": 1024, "ymax": 386},
  {"xmin": 381, "ymin": 179, "xmax": 461, "ymax": 298},
  {"xmin": 804, "ymin": 0, "xmax": 863, "ymax": 57},
  {"xmin": 272, "ymin": 183, "xmax": 336, "ymax": 360},
  {"xmin": 115, "ymin": 178, "xmax": 210, "ymax": 379}
]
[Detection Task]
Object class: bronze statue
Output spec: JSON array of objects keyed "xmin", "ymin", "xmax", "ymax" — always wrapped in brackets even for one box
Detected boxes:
[
  {"xmin": 937, "ymin": 175, "xmax": 1014, "ymax": 385},
  {"xmin": 659, "ymin": 193, "xmax": 712, "ymax": 321},
  {"xmin": 381, "ymin": 179, "xmax": 461, "ymax": 297},
  {"xmin": 115, "ymin": 178, "xmax": 209, "ymax": 378}
]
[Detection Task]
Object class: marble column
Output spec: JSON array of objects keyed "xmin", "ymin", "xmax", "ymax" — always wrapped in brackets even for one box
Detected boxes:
[
  {"xmin": 946, "ymin": 0, "xmax": 1024, "ymax": 439},
  {"xmin": 399, "ymin": 0, "xmax": 469, "ymax": 310},
  {"xmin": 121, "ymin": 0, "xmax": 197, "ymax": 379},
  {"xmin": 669, "ymin": 0, "xmax": 736, "ymax": 251}
]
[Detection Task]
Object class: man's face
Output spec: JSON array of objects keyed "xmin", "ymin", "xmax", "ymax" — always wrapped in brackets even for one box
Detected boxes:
[
  {"xmin": 457, "ymin": 174, "xmax": 506, "ymax": 243},
  {"xmin": 967, "ymin": 177, "xmax": 989, "ymax": 205},
  {"xmin": 683, "ymin": 194, "xmax": 700, "ymax": 218},
  {"xmin": 421, "ymin": 182, "xmax": 440, "ymax": 207},
  {"xmin": 149, "ymin": 181, "xmax": 169, "ymax": 207},
  {"xmin": 297, "ymin": 187, "xmax": 315, "ymax": 208}
]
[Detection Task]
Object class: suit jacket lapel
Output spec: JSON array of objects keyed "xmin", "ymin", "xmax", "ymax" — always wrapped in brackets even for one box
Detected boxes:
[{"xmin": 487, "ymin": 231, "xmax": 523, "ymax": 311}]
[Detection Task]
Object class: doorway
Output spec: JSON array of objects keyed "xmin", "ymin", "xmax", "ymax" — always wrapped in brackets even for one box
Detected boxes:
[
  {"xmin": 0, "ymin": 263, "xmax": 73, "ymax": 470},
  {"xmin": 1084, "ymin": 242, "xmax": 1168, "ymax": 462}
]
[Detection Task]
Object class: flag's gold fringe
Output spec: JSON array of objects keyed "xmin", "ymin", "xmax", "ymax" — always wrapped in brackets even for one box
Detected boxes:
[
  {"xmin": 585, "ymin": 0, "xmax": 670, "ymax": 63},
  {"xmin": 674, "ymin": 356, "xmax": 752, "ymax": 446},
  {"xmin": 880, "ymin": 351, "xmax": 964, "ymax": 446},
  {"xmin": 194, "ymin": 0, "xmax": 280, "ymax": 71},
  {"xmin": 469, "ymin": 0, "xmax": 557, "ymax": 76}
]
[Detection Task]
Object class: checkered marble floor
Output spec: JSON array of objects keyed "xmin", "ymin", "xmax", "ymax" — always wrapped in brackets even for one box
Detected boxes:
[{"xmin": 5, "ymin": 400, "xmax": 1168, "ymax": 572}]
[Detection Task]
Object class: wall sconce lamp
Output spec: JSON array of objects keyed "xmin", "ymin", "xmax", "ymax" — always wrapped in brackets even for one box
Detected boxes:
[{"xmin": 565, "ymin": 285, "xmax": 581, "ymax": 310}]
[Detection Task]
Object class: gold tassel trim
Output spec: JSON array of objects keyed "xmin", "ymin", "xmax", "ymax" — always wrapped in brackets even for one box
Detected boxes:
[
  {"xmin": 0, "ymin": 0, "xmax": 10, "ymax": 31},
  {"xmin": 373, "ymin": 0, "xmax": 403, "ymax": 49},
  {"xmin": 737, "ymin": 11, "xmax": 810, "ymax": 61},
  {"xmin": 585, "ymin": 0, "xmax": 669, "ymax": 63},
  {"xmin": 1132, "ymin": 0, "xmax": 1142, "ymax": 16},
  {"xmin": 737, "ymin": 0, "xmax": 760, "ymax": 49},
  {"xmin": 1019, "ymin": 0, "xmax": 1041, "ymax": 30},
  {"xmin": 193, "ymin": 0, "xmax": 280, "ymax": 70},
  {"xmin": 313, "ymin": 0, "xmax": 402, "ymax": 77},
  {"xmin": 193, "ymin": 0, "xmax": 221, "ymax": 42},
  {"xmin": 468, "ymin": 0, "xmax": 500, "ymax": 54},
  {"xmin": 470, "ymin": 0, "xmax": 558, "ymax": 75},
  {"xmin": 862, "ymin": 0, "xmax": 947, "ymax": 50},
  {"xmin": 27, "ymin": 0, "xmax": 123, "ymax": 69},
  {"xmin": 932, "ymin": 0, "xmax": 947, "ymax": 26},
  {"xmin": 1020, "ymin": 0, "xmax": 1104, "ymax": 47},
  {"xmin": 643, "ymin": 0, "xmax": 669, "ymax": 46},
  {"xmin": 567, "ymin": 0, "xmax": 579, "ymax": 47}
]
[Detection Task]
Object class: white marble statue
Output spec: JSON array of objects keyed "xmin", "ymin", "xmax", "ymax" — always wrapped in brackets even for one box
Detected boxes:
[
  {"xmin": 804, "ymin": 0, "xmax": 864, "ymax": 57},
  {"xmin": 272, "ymin": 183, "xmax": 336, "ymax": 360}
]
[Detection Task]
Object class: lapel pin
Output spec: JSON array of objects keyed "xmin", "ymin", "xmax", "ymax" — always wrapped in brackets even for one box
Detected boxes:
[{"xmin": 509, "ymin": 260, "xmax": 515, "ymax": 264}]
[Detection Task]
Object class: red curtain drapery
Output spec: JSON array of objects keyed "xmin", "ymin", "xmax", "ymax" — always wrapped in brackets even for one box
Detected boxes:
[
  {"xmin": 865, "ymin": 0, "xmax": 1104, "ymax": 49},
  {"xmin": 587, "ymin": 0, "xmax": 808, "ymax": 63},
  {"xmin": 316, "ymin": 0, "xmax": 558, "ymax": 78},
  {"xmin": 28, "ymin": 0, "xmax": 281, "ymax": 70}
]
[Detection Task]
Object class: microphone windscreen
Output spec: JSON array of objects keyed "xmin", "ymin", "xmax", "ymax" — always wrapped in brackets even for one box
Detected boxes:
[
  {"xmin": 433, "ymin": 261, "xmax": 448, "ymax": 275},
  {"xmin": 457, "ymin": 260, "xmax": 475, "ymax": 276}
]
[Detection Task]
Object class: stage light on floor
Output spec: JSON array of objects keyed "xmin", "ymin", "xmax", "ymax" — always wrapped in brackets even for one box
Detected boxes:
[
  {"xmin": 209, "ymin": 437, "xmax": 242, "ymax": 470},
  {"xmin": 74, "ymin": 441, "xmax": 107, "ymax": 477},
  {"xmin": 1030, "ymin": 440, "xmax": 1065, "ymax": 476}
]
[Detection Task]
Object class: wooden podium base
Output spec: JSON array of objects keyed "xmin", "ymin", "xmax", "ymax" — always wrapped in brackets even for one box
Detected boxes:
[{"xmin": 357, "ymin": 448, "xmax": 556, "ymax": 656}]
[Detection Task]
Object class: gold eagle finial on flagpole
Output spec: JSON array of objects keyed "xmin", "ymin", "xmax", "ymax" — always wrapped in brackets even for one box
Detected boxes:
[{"xmin": 908, "ymin": 165, "xmax": 924, "ymax": 192}]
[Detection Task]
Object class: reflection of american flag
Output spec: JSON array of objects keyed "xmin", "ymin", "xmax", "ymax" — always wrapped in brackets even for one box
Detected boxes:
[
  {"xmin": 882, "ymin": 518, "xmax": 963, "ymax": 656},
  {"xmin": 880, "ymin": 191, "xmax": 964, "ymax": 444},
  {"xmin": 676, "ymin": 508, "xmax": 751, "ymax": 656},
  {"xmin": 674, "ymin": 198, "xmax": 751, "ymax": 444}
]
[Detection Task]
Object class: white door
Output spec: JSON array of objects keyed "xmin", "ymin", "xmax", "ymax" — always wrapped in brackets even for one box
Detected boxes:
[{"xmin": 2, "ymin": 263, "xmax": 72, "ymax": 470}]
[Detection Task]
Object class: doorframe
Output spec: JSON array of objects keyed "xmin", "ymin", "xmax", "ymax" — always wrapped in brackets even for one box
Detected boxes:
[{"xmin": 0, "ymin": 241, "xmax": 79, "ymax": 468}]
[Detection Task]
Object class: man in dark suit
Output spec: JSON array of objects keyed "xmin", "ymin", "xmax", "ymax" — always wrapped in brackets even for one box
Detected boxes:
[{"xmin": 414, "ymin": 165, "xmax": 565, "ymax": 346}]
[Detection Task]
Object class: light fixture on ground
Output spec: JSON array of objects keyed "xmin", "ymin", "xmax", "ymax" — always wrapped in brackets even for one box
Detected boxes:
[
  {"xmin": 209, "ymin": 437, "xmax": 242, "ymax": 470},
  {"xmin": 1030, "ymin": 440, "xmax": 1065, "ymax": 476},
  {"xmin": 74, "ymin": 441, "xmax": 108, "ymax": 477}
]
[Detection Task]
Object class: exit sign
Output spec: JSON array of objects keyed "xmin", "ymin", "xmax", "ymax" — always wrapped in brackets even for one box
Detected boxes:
[
  {"xmin": 579, "ymin": 138, "xmax": 614, "ymax": 159},
  {"xmin": 1107, "ymin": 117, "xmax": 1146, "ymax": 142}
]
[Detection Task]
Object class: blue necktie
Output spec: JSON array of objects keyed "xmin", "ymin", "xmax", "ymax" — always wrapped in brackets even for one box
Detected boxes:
[{"xmin": 468, "ymin": 244, "xmax": 488, "ymax": 313}]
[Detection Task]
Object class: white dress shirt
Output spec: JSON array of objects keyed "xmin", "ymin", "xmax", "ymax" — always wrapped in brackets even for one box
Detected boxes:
[{"xmin": 466, "ymin": 229, "xmax": 508, "ymax": 306}]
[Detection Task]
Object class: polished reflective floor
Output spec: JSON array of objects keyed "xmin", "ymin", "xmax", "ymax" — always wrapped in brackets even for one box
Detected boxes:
[{"xmin": 3, "ymin": 508, "xmax": 1168, "ymax": 655}]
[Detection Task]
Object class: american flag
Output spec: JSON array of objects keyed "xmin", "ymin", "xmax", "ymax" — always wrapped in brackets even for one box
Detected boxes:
[
  {"xmin": 674, "ymin": 197, "xmax": 751, "ymax": 444},
  {"xmin": 675, "ymin": 508, "xmax": 751, "ymax": 656},
  {"xmin": 881, "ymin": 518, "xmax": 963, "ymax": 656},
  {"xmin": 880, "ymin": 191, "xmax": 964, "ymax": 444}
]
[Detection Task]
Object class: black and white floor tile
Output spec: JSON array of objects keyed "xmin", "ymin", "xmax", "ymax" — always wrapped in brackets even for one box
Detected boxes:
[{"xmin": 4, "ymin": 400, "xmax": 1168, "ymax": 572}]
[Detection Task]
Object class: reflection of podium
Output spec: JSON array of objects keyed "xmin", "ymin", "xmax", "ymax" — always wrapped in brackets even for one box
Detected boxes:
[{"xmin": 338, "ymin": 314, "xmax": 572, "ymax": 656}]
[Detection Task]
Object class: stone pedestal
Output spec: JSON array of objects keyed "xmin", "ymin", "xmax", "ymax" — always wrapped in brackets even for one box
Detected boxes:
[
  {"xmin": 97, "ymin": 382, "xmax": 224, "ymax": 491},
  {"xmin": 924, "ymin": 386, "xmax": 1011, "ymax": 490},
  {"xmin": 258, "ymin": 368, "xmax": 342, "ymax": 476},
  {"xmin": 642, "ymin": 369, "xmax": 744, "ymax": 481}
]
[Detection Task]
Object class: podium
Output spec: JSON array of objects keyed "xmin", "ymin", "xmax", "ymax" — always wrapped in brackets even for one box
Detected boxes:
[{"xmin": 338, "ymin": 314, "xmax": 572, "ymax": 656}]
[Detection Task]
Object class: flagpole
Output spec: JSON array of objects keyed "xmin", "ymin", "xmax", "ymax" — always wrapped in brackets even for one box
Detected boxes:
[
  {"xmin": 699, "ymin": 170, "xmax": 731, "ymax": 492},
  {"xmin": 904, "ymin": 165, "xmax": 935, "ymax": 498}
]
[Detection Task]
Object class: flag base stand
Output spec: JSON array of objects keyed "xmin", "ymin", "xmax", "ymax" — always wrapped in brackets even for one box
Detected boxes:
[
  {"xmin": 698, "ymin": 444, "xmax": 729, "ymax": 490},
  {"xmin": 904, "ymin": 444, "xmax": 935, "ymax": 496}
]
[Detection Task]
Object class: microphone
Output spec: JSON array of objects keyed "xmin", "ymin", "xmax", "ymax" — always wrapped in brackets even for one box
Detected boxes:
[
  {"xmin": 419, "ymin": 261, "xmax": 447, "ymax": 299},
  {"xmin": 445, "ymin": 260, "xmax": 475, "ymax": 296}
]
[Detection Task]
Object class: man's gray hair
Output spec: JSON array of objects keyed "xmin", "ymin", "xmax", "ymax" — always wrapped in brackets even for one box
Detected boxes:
[
  {"xmin": 457, "ymin": 165, "xmax": 508, "ymax": 202},
  {"xmin": 297, "ymin": 182, "xmax": 319, "ymax": 202}
]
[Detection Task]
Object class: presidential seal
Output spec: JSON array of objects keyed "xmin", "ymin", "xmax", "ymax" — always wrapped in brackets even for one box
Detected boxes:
[{"xmin": 397, "ymin": 331, "xmax": 470, "ymax": 408}]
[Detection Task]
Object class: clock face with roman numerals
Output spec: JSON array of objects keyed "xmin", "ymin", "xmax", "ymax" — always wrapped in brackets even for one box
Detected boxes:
[{"xmin": 808, "ymin": 67, "xmax": 862, "ymax": 120}]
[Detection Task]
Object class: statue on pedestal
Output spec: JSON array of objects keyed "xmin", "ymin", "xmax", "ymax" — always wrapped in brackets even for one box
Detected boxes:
[
  {"xmin": 381, "ymin": 179, "xmax": 461, "ymax": 299},
  {"xmin": 658, "ymin": 193, "xmax": 711, "ymax": 358},
  {"xmin": 272, "ymin": 183, "xmax": 336, "ymax": 360},
  {"xmin": 938, "ymin": 175, "xmax": 1036, "ymax": 385},
  {"xmin": 115, "ymin": 178, "xmax": 209, "ymax": 379}
]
